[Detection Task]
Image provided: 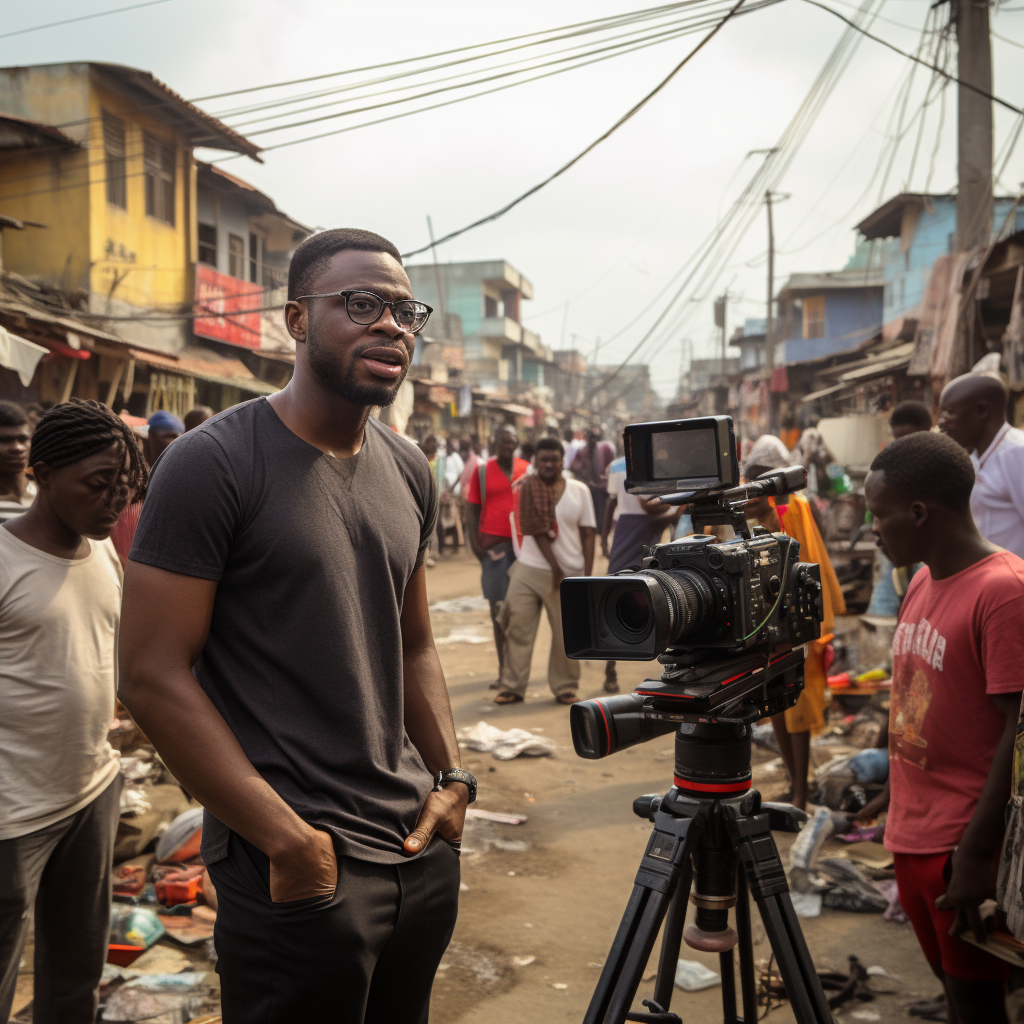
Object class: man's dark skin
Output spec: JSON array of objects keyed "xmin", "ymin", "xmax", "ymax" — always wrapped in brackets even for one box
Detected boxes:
[
  {"xmin": 531, "ymin": 445, "xmax": 595, "ymax": 592},
  {"xmin": 0, "ymin": 420, "xmax": 32, "ymax": 506},
  {"xmin": 119, "ymin": 248, "xmax": 468, "ymax": 905},
  {"xmin": 938, "ymin": 373, "xmax": 1008, "ymax": 454},
  {"xmin": 599, "ymin": 493, "xmax": 676, "ymax": 559},
  {"xmin": 142, "ymin": 426, "xmax": 181, "ymax": 468},
  {"xmin": 865, "ymin": 466, "xmax": 1017, "ymax": 1024},
  {"xmin": 183, "ymin": 406, "xmax": 214, "ymax": 432},
  {"xmin": 467, "ymin": 425, "xmax": 519, "ymax": 665},
  {"xmin": 3, "ymin": 445, "xmax": 128, "ymax": 558}
]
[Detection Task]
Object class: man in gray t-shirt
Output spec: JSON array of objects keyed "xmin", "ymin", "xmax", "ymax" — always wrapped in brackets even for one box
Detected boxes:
[{"xmin": 120, "ymin": 229, "xmax": 474, "ymax": 1023}]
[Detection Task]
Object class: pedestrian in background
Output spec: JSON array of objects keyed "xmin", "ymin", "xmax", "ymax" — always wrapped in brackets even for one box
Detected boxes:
[
  {"xmin": 0, "ymin": 399, "xmax": 147, "ymax": 1024},
  {"xmin": 184, "ymin": 405, "xmax": 214, "ymax": 432},
  {"xmin": 465, "ymin": 424, "xmax": 529, "ymax": 686},
  {"xmin": 939, "ymin": 373, "xmax": 1024, "ymax": 559},
  {"xmin": 142, "ymin": 409, "xmax": 184, "ymax": 467},
  {"xmin": 120, "ymin": 229, "xmax": 469, "ymax": 1023},
  {"xmin": 743, "ymin": 434, "xmax": 845, "ymax": 811},
  {"xmin": 600, "ymin": 453, "xmax": 680, "ymax": 693},
  {"xmin": 495, "ymin": 438, "xmax": 595, "ymax": 706},
  {"xmin": 570, "ymin": 426, "xmax": 614, "ymax": 528},
  {"xmin": 0, "ymin": 400, "xmax": 34, "ymax": 523},
  {"xmin": 867, "ymin": 430, "xmax": 1024, "ymax": 1024},
  {"xmin": 889, "ymin": 399, "xmax": 933, "ymax": 439}
]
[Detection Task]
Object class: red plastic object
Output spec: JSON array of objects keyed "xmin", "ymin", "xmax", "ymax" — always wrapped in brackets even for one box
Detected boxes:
[
  {"xmin": 156, "ymin": 876, "xmax": 201, "ymax": 905},
  {"xmin": 828, "ymin": 672, "xmax": 851, "ymax": 690},
  {"xmin": 107, "ymin": 944, "xmax": 146, "ymax": 966}
]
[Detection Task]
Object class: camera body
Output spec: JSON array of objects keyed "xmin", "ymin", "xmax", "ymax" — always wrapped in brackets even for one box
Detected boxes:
[{"xmin": 561, "ymin": 531, "xmax": 822, "ymax": 663}]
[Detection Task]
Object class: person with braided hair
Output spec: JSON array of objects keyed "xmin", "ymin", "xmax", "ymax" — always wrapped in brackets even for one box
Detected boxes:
[{"xmin": 0, "ymin": 398, "xmax": 148, "ymax": 1024}]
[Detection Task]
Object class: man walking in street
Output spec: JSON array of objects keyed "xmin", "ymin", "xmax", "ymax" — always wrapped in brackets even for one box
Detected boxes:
[
  {"xmin": 0, "ymin": 399, "xmax": 147, "ymax": 1024},
  {"xmin": 465, "ymin": 424, "xmax": 529, "ymax": 684},
  {"xmin": 939, "ymin": 372, "xmax": 1024, "ymax": 558},
  {"xmin": 889, "ymin": 399, "xmax": 933, "ymax": 439},
  {"xmin": 599, "ymin": 453, "xmax": 679, "ymax": 693},
  {"xmin": 866, "ymin": 430, "xmax": 1024, "ymax": 1024},
  {"xmin": 119, "ymin": 229, "xmax": 470, "ymax": 1023},
  {"xmin": 495, "ymin": 438, "xmax": 595, "ymax": 705},
  {"xmin": 570, "ymin": 425, "xmax": 614, "ymax": 528},
  {"xmin": 142, "ymin": 409, "xmax": 184, "ymax": 467},
  {"xmin": 0, "ymin": 401, "xmax": 34, "ymax": 523}
]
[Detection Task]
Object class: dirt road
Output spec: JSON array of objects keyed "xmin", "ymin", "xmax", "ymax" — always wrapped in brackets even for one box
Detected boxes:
[{"xmin": 426, "ymin": 550, "xmax": 942, "ymax": 1024}]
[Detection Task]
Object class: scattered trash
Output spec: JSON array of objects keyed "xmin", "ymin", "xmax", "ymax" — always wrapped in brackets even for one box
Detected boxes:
[
  {"xmin": 818, "ymin": 860, "xmax": 889, "ymax": 913},
  {"xmin": 459, "ymin": 882, "xmax": 469, "ymax": 892},
  {"xmin": 507, "ymin": 871, "xmax": 516, "ymax": 876},
  {"xmin": 756, "ymin": 757, "xmax": 786, "ymax": 776},
  {"xmin": 836, "ymin": 824, "xmax": 885, "ymax": 844},
  {"xmin": 789, "ymin": 892, "xmax": 823, "ymax": 918},
  {"xmin": 848, "ymin": 748, "xmax": 889, "ymax": 783},
  {"xmin": 512, "ymin": 955, "xmax": 536, "ymax": 967},
  {"xmin": 119, "ymin": 787, "xmax": 152, "ymax": 817},
  {"xmin": 867, "ymin": 965, "xmax": 900, "ymax": 980},
  {"xmin": 429, "ymin": 596, "xmax": 491, "ymax": 614},
  {"xmin": 109, "ymin": 906, "xmax": 165, "ymax": 956},
  {"xmin": 128, "ymin": 944, "xmax": 190, "ymax": 975},
  {"xmin": 155, "ymin": 808, "xmax": 204, "ymax": 863},
  {"xmin": 101, "ymin": 972, "xmax": 206, "ymax": 1021},
  {"xmin": 819, "ymin": 956, "xmax": 874, "ymax": 1010},
  {"xmin": 160, "ymin": 912, "xmax": 216, "ymax": 946},
  {"xmin": 551, "ymin": 982, "xmax": 568, "ymax": 990},
  {"xmin": 523, "ymin": 792, "xmax": 536, "ymax": 802},
  {"xmin": 833, "ymin": 842, "xmax": 893, "ymax": 871},
  {"xmin": 457, "ymin": 721, "xmax": 556, "ymax": 760},
  {"xmin": 751, "ymin": 722, "xmax": 780, "ymax": 752},
  {"xmin": 465, "ymin": 809, "xmax": 527, "ymax": 825},
  {"xmin": 674, "ymin": 959, "xmax": 721, "ymax": 991},
  {"xmin": 851, "ymin": 1011, "xmax": 881, "ymax": 1021},
  {"xmin": 434, "ymin": 629, "xmax": 492, "ymax": 645},
  {"xmin": 789, "ymin": 807, "xmax": 834, "ymax": 892},
  {"xmin": 119, "ymin": 753, "xmax": 162, "ymax": 785}
]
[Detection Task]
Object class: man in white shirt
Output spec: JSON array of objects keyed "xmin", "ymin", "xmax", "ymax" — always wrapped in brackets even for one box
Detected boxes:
[
  {"xmin": 0, "ymin": 399, "xmax": 148, "ymax": 1024},
  {"xmin": 0, "ymin": 401, "xmax": 35, "ymax": 523},
  {"xmin": 495, "ymin": 438, "xmax": 596, "ymax": 705},
  {"xmin": 939, "ymin": 373, "xmax": 1024, "ymax": 558}
]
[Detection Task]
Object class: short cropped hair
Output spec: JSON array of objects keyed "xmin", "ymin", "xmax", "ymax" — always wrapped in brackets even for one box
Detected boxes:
[
  {"xmin": 869, "ymin": 430, "xmax": 974, "ymax": 513},
  {"xmin": 0, "ymin": 400, "xmax": 28, "ymax": 428},
  {"xmin": 889, "ymin": 400, "xmax": 933, "ymax": 433},
  {"xmin": 535, "ymin": 437, "xmax": 565, "ymax": 456},
  {"xmin": 288, "ymin": 228, "xmax": 403, "ymax": 301}
]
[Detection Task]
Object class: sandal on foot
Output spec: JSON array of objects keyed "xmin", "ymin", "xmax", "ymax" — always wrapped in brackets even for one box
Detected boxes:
[
  {"xmin": 494, "ymin": 692, "xmax": 524, "ymax": 704},
  {"xmin": 555, "ymin": 693, "xmax": 580, "ymax": 705}
]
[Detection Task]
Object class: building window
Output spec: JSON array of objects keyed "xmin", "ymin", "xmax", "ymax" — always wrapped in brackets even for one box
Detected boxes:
[
  {"xmin": 228, "ymin": 234, "xmax": 246, "ymax": 279},
  {"xmin": 198, "ymin": 223, "xmax": 218, "ymax": 267},
  {"xmin": 143, "ymin": 133, "xmax": 175, "ymax": 225},
  {"xmin": 249, "ymin": 232, "xmax": 262, "ymax": 284},
  {"xmin": 103, "ymin": 112, "xmax": 126, "ymax": 209},
  {"xmin": 484, "ymin": 295, "xmax": 499, "ymax": 318},
  {"xmin": 802, "ymin": 295, "xmax": 825, "ymax": 339}
]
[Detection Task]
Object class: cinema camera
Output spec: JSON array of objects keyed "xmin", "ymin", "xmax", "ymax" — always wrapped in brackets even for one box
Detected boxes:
[{"xmin": 561, "ymin": 417, "xmax": 834, "ymax": 1024}]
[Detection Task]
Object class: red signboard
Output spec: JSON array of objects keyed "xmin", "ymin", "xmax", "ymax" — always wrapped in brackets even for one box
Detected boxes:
[{"xmin": 193, "ymin": 264, "xmax": 263, "ymax": 350}]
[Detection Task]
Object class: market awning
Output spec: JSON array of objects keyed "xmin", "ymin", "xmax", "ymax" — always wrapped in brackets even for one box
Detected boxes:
[
  {"xmin": 801, "ymin": 382, "xmax": 847, "ymax": 403},
  {"xmin": 127, "ymin": 347, "xmax": 277, "ymax": 395},
  {"xmin": 836, "ymin": 344, "xmax": 914, "ymax": 383},
  {"xmin": 0, "ymin": 325, "xmax": 48, "ymax": 386}
]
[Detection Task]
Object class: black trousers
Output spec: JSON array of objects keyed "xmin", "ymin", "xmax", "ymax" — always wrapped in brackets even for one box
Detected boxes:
[
  {"xmin": 0, "ymin": 775, "xmax": 121, "ymax": 1024},
  {"xmin": 208, "ymin": 833, "xmax": 460, "ymax": 1023}
]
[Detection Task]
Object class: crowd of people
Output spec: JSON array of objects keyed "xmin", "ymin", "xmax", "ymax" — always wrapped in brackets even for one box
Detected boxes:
[{"xmin": 4, "ymin": 225, "xmax": 1024, "ymax": 1023}]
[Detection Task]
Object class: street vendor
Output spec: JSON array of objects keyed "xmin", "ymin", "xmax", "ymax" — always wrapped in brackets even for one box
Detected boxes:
[{"xmin": 742, "ymin": 434, "xmax": 846, "ymax": 812}]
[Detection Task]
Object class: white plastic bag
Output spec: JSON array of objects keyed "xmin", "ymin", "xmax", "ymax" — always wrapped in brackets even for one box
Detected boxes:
[{"xmin": 457, "ymin": 721, "xmax": 556, "ymax": 760}]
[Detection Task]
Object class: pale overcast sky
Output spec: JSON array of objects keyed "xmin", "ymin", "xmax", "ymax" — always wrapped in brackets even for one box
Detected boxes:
[{"xmin": 5, "ymin": 0, "xmax": 1024, "ymax": 398}]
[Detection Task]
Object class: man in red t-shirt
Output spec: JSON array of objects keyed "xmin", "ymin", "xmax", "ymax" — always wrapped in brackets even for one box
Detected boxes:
[
  {"xmin": 465, "ymin": 425, "xmax": 529, "ymax": 683},
  {"xmin": 866, "ymin": 430, "xmax": 1024, "ymax": 1024}
]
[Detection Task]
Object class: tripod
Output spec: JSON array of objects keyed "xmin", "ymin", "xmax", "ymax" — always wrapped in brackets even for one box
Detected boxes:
[{"xmin": 583, "ymin": 721, "xmax": 835, "ymax": 1024}]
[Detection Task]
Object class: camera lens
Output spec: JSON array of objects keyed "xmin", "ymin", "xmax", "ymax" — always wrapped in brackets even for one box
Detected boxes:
[
  {"xmin": 640, "ymin": 568, "xmax": 716, "ymax": 643},
  {"xmin": 615, "ymin": 590, "xmax": 650, "ymax": 632}
]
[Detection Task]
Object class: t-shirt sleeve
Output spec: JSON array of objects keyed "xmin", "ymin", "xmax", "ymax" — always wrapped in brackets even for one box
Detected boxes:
[
  {"xmin": 579, "ymin": 483, "xmax": 597, "ymax": 529},
  {"xmin": 129, "ymin": 431, "xmax": 242, "ymax": 582},
  {"xmin": 982, "ymin": 590, "xmax": 1024, "ymax": 695},
  {"xmin": 415, "ymin": 468, "xmax": 438, "ymax": 570},
  {"xmin": 465, "ymin": 464, "xmax": 482, "ymax": 505}
]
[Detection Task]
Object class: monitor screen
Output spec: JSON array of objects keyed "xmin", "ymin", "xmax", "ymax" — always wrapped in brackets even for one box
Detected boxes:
[{"xmin": 650, "ymin": 426, "xmax": 720, "ymax": 481}]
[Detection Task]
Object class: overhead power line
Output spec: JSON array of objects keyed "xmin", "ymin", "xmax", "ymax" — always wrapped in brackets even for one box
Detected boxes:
[
  {"xmin": 399, "ymin": 0, "xmax": 754, "ymax": 260},
  {"xmin": 0, "ymin": 0, "xmax": 175, "ymax": 41}
]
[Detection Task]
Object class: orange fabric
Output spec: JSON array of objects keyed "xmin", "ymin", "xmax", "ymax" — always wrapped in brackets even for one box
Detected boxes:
[{"xmin": 778, "ymin": 492, "xmax": 846, "ymax": 733}]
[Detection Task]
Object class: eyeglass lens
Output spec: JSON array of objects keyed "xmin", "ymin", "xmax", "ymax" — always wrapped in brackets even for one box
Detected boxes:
[{"xmin": 346, "ymin": 291, "xmax": 429, "ymax": 331}]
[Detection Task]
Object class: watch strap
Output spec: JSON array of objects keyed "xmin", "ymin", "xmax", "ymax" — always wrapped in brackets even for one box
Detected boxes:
[{"xmin": 435, "ymin": 767, "xmax": 477, "ymax": 803}]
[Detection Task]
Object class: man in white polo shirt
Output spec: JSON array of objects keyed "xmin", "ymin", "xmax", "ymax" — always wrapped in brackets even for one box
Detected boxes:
[
  {"xmin": 494, "ymin": 438, "xmax": 596, "ymax": 706},
  {"xmin": 939, "ymin": 373, "xmax": 1024, "ymax": 558}
]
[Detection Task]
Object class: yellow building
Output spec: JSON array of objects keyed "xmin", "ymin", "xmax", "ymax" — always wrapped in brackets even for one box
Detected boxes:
[{"xmin": 0, "ymin": 63, "xmax": 296, "ymax": 414}]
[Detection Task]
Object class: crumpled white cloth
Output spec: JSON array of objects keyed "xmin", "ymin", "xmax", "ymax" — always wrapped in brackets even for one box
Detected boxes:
[
  {"xmin": 0, "ymin": 325, "xmax": 47, "ymax": 387},
  {"xmin": 457, "ymin": 720, "xmax": 556, "ymax": 760}
]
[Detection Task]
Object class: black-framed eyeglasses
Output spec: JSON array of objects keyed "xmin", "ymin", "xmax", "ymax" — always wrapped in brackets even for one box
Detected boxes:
[{"xmin": 294, "ymin": 289, "xmax": 433, "ymax": 334}]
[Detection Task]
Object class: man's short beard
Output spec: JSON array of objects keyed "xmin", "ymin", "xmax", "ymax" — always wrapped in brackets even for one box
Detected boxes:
[{"xmin": 306, "ymin": 318, "xmax": 407, "ymax": 408}]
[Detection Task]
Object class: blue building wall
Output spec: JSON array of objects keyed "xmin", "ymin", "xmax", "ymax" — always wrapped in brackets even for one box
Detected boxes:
[
  {"xmin": 879, "ymin": 198, "xmax": 1024, "ymax": 324},
  {"xmin": 781, "ymin": 287, "xmax": 882, "ymax": 364}
]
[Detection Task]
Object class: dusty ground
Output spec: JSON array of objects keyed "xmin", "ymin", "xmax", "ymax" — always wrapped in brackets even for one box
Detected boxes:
[{"xmin": 425, "ymin": 550, "xmax": 946, "ymax": 1024}]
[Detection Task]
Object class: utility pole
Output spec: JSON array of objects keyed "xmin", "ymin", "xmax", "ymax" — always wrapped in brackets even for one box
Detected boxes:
[
  {"xmin": 426, "ymin": 216, "xmax": 448, "ymax": 334},
  {"xmin": 714, "ymin": 293, "xmax": 728, "ymax": 369},
  {"xmin": 765, "ymin": 190, "xmax": 777, "ymax": 432},
  {"xmin": 955, "ymin": 0, "xmax": 993, "ymax": 253}
]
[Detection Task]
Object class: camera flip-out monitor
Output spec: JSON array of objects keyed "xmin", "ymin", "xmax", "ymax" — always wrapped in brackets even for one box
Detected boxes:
[{"xmin": 624, "ymin": 415, "xmax": 738, "ymax": 498}]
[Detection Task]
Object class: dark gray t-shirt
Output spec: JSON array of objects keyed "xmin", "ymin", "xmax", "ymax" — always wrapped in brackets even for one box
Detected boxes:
[{"xmin": 130, "ymin": 398, "xmax": 437, "ymax": 865}]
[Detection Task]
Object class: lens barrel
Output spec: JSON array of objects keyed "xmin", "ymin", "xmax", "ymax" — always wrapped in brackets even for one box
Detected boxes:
[
  {"xmin": 569, "ymin": 694, "xmax": 676, "ymax": 759},
  {"xmin": 637, "ymin": 568, "xmax": 716, "ymax": 645}
]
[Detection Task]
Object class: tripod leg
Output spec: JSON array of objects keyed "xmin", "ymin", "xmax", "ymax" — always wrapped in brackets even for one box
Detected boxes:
[
  {"xmin": 719, "ymin": 949, "xmax": 737, "ymax": 1022},
  {"xmin": 730, "ymin": 820, "xmax": 834, "ymax": 1024},
  {"xmin": 734, "ymin": 865, "xmax": 758, "ymax": 1024},
  {"xmin": 651, "ymin": 859, "xmax": 692, "ymax": 1013}
]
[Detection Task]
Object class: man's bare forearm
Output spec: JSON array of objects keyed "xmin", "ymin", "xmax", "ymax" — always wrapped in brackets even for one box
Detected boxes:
[
  {"xmin": 582, "ymin": 527, "xmax": 595, "ymax": 576},
  {"xmin": 120, "ymin": 663, "xmax": 314, "ymax": 860},
  {"xmin": 535, "ymin": 533, "xmax": 562, "ymax": 575},
  {"xmin": 403, "ymin": 644, "xmax": 461, "ymax": 772},
  {"xmin": 466, "ymin": 504, "xmax": 484, "ymax": 558}
]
